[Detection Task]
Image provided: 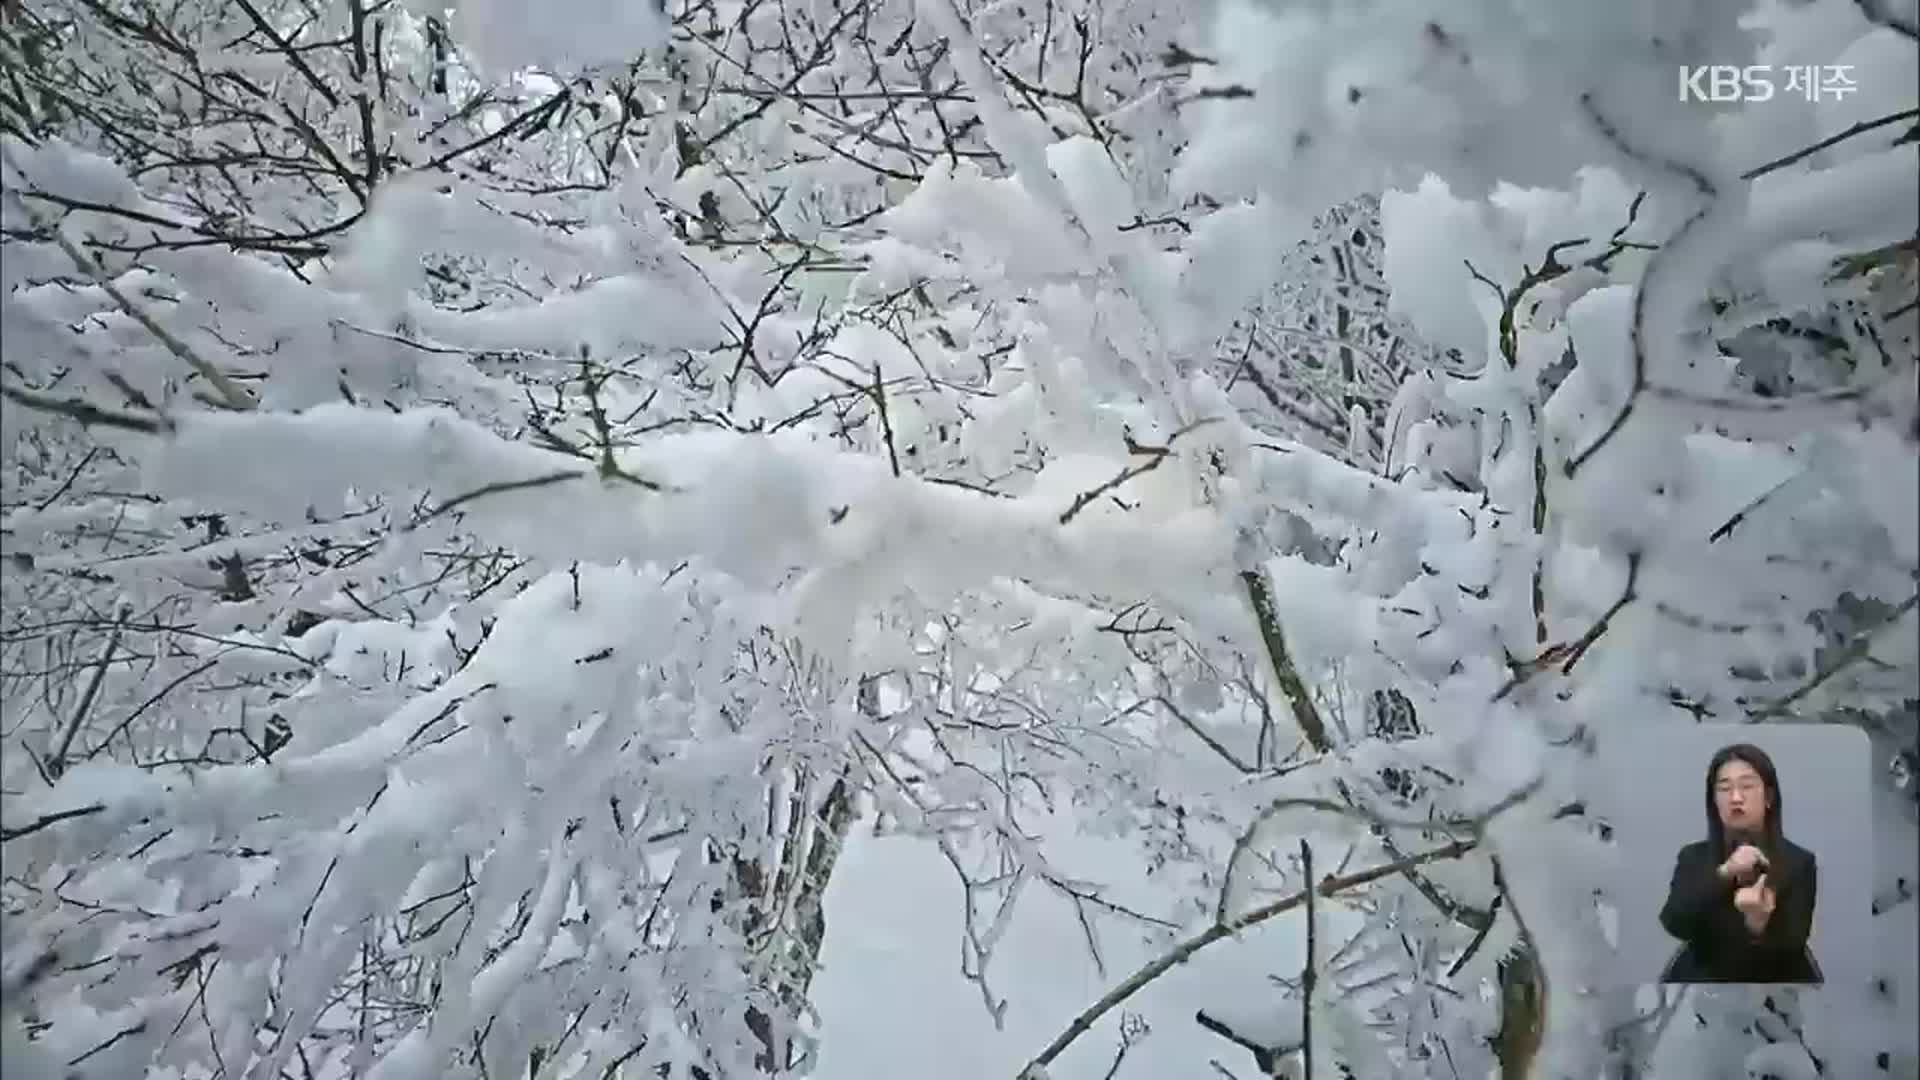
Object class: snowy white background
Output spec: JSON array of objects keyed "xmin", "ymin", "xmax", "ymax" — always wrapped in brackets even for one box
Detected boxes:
[{"xmin": 1, "ymin": 0, "xmax": 1915, "ymax": 1078}]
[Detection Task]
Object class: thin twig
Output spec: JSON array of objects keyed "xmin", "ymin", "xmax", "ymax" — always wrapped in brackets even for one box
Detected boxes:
[
  {"xmin": 1157, "ymin": 695, "xmax": 1256, "ymax": 774},
  {"xmin": 1493, "ymin": 553, "xmax": 1640, "ymax": 701},
  {"xmin": 1015, "ymin": 838, "xmax": 1478, "ymax": 1078},
  {"xmin": 45, "ymin": 612, "xmax": 126, "ymax": 780},
  {"xmin": 1059, "ymin": 418, "xmax": 1221, "ymax": 525},
  {"xmin": 1, "ymin": 803, "xmax": 108, "ymax": 842},
  {"xmin": 0, "ymin": 381, "xmax": 168, "ymax": 433},
  {"xmin": 1565, "ymin": 95, "xmax": 1720, "ymax": 478},
  {"xmin": 1445, "ymin": 887, "xmax": 1505, "ymax": 979},
  {"xmin": 1740, "ymin": 108, "xmax": 1919, "ymax": 182},
  {"xmin": 1300, "ymin": 838, "xmax": 1315, "ymax": 1080},
  {"xmin": 409, "ymin": 470, "xmax": 589, "ymax": 530}
]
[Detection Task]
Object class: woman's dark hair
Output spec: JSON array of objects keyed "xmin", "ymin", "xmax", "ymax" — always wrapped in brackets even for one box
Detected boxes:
[{"xmin": 1703, "ymin": 742, "xmax": 1786, "ymax": 860}]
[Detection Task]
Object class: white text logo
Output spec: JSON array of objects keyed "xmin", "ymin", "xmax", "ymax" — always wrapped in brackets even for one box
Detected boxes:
[{"xmin": 1678, "ymin": 65, "xmax": 1857, "ymax": 103}]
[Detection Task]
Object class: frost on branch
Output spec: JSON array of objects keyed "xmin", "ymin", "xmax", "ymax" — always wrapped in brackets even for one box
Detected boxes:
[{"xmin": 2, "ymin": 0, "xmax": 1916, "ymax": 1077}]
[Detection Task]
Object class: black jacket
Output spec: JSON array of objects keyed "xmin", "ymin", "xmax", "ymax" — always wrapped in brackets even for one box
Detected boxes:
[{"xmin": 1658, "ymin": 838, "xmax": 1820, "ymax": 984}]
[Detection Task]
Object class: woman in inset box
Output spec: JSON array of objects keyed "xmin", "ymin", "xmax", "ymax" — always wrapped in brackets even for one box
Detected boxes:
[{"xmin": 1658, "ymin": 743, "xmax": 1821, "ymax": 984}]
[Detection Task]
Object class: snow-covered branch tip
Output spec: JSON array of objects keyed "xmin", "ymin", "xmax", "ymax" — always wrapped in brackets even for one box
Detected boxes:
[{"xmin": 0, "ymin": 164, "xmax": 258, "ymax": 413}]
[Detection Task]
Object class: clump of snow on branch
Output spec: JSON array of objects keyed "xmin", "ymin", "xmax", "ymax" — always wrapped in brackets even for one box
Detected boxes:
[{"xmin": 1, "ymin": 0, "xmax": 1914, "ymax": 1077}]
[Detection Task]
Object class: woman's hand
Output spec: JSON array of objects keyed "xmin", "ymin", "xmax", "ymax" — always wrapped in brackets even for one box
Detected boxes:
[
  {"xmin": 1719, "ymin": 844, "xmax": 1768, "ymax": 882},
  {"xmin": 1734, "ymin": 873, "xmax": 1776, "ymax": 934}
]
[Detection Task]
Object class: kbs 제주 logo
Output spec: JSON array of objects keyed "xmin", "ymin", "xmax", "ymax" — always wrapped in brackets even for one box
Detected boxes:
[{"xmin": 1678, "ymin": 65, "xmax": 1858, "ymax": 103}]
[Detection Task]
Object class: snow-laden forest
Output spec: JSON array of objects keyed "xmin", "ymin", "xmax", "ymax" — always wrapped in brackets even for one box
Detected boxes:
[{"xmin": 0, "ymin": 0, "xmax": 1915, "ymax": 1077}]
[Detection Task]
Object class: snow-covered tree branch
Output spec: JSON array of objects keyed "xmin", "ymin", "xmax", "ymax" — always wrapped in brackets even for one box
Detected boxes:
[{"xmin": 2, "ymin": 0, "xmax": 1914, "ymax": 1078}]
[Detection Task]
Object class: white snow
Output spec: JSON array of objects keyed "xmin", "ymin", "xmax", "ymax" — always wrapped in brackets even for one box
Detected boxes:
[{"xmin": 4, "ymin": 1, "xmax": 1915, "ymax": 1078}]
